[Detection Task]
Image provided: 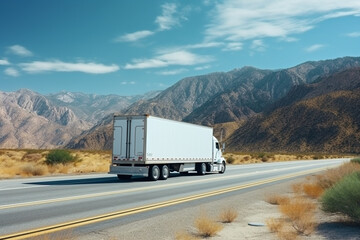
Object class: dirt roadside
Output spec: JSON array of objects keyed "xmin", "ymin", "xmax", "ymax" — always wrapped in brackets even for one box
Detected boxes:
[{"xmin": 74, "ymin": 174, "xmax": 360, "ymax": 240}]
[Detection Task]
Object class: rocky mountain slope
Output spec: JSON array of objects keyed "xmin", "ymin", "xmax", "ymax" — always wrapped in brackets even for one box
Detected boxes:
[
  {"xmin": 67, "ymin": 57, "xmax": 360, "ymax": 151},
  {"xmin": 0, "ymin": 89, "xmax": 91, "ymax": 148},
  {"xmin": 47, "ymin": 91, "xmax": 160, "ymax": 124},
  {"xmin": 226, "ymin": 67, "xmax": 360, "ymax": 153},
  {"xmin": 0, "ymin": 89, "xmax": 159, "ymax": 149},
  {"xmin": 185, "ymin": 57, "xmax": 360, "ymax": 125}
]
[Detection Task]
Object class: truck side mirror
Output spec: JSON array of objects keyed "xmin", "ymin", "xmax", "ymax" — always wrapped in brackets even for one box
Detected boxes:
[{"xmin": 222, "ymin": 143, "xmax": 226, "ymax": 152}]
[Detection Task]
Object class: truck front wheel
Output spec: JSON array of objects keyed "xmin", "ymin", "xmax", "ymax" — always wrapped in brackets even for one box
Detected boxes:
[
  {"xmin": 197, "ymin": 163, "xmax": 207, "ymax": 175},
  {"xmin": 160, "ymin": 165, "xmax": 169, "ymax": 180},
  {"xmin": 219, "ymin": 161, "xmax": 226, "ymax": 174},
  {"xmin": 149, "ymin": 165, "xmax": 160, "ymax": 181}
]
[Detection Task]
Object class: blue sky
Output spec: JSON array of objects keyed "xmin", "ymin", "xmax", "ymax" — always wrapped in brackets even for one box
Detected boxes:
[{"xmin": 1, "ymin": 0, "xmax": 360, "ymax": 96}]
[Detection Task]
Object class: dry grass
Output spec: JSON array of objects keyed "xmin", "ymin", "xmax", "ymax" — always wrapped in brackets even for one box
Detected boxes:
[
  {"xmin": 315, "ymin": 162, "xmax": 360, "ymax": 189},
  {"xmin": 266, "ymin": 217, "xmax": 285, "ymax": 233},
  {"xmin": 0, "ymin": 149, "xmax": 111, "ymax": 179},
  {"xmin": 223, "ymin": 152, "xmax": 347, "ymax": 164},
  {"xmin": 219, "ymin": 207, "xmax": 238, "ymax": 223},
  {"xmin": 266, "ymin": 194, "xmax": 290, "ymax": 205},
  {"xmin": 266, "ymin": 218, "xmax": 299, "ymax": 240},
  {"xmin": 194, "ymin": 214, "xmax": 223, "ymax": 238},
  {"xmin": 302, "ymin": 183, "xmax": 324, "ymax": 199},
  {"xmin": 175, "ymin": 231, "xmax": 200, "ymax": 240},
  {"xmin": 279, "ymin": 197, "xmax": 318, "ymax": 235}
]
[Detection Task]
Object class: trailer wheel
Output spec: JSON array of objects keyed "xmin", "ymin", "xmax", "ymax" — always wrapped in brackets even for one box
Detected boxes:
[
  {"xmin": 197, "ymin": 163, "xmax": 207, "ymax": 175},
  {"xmin": 219, "ymin": 161, "xmax": 226, "ymax": 174},
  {"xmin": 159, "ymin": 165, "xmax": 169, "ymax": 180},
  {"xmin": 149, "ymin": 165, "xmax": 160, "ymax": 181}
]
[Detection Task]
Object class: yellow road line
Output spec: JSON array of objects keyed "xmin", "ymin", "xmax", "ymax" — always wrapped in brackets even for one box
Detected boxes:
[
  {"xmin": 0, "ymin": 166, "xmax": 328, "ymax": 240},
  {"xmin": 0, "ymin": 162, "xmax": 333, "ymax": 210}
]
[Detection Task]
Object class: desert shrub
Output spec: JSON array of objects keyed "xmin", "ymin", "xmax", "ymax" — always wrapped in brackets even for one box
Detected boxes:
[
  {"xmin": 266, "ymin": 195, "xmax": 290, "ymax": 205},
  {"xmin": 226, "ymin": 156, "xmax": 235, "ymax": 164},
  {"xmin": 302, "ymin": 183, "xmax": 324, "ymax": 199},
  {"xmin": 219, "ymin": 207, "xmax": 238, "ymax": 223},
  {"xmin": 321, "ymin": 171, "xmax": 360, "ymax": 222},
  {"xmin": 279, "ymin": 197, "xmax": 317, "ymax": 235},
  {"xmin": 45, "ymin": 150, "xmax": 76, "ymax": 165},
  {"xmin": 291, "ymin": 183, "xmax": 304, "ymax": 196},
  {"xmin": 315, "ymin": 162, "xmax": 360, "ymax": 189},
  {"xmin": 266, "ymin": 218, "xmax": 284, "ymax": 233},
  {"xmin": 21, "ymin": 164, "xmax": 48, "ymax": 176},
  {"xmin": 350, "ymin": 157, "xmax": 360, "ymax": 164},
  {"xmin": 195, "ymin": 214, "xmax": 223, "ymax": 237}
]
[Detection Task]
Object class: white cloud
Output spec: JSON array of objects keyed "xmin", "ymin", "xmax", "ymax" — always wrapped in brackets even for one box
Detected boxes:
[
  {"xmin": 20, "ymin": 60, "xmax": 119, "ymax": 74},
  {"xmin": 155, "ymin": 2, "xmax": 189, "ymax": 31},
  {"xmin": 251, "ymin": 40, "xmax": 266, "ymax": 51},
  {"xmin": 205, "ymin": 0, "xmax": 360, "ymax": 41},
  {"xmin": 0, "ymin": 59, "xmax": 10, "ymax": 65},
  {"xmin": 121, "ymin": 81, "xmax": 136, "ymax": 85},
  {"xmin": 305, "ymin": 44, "xmax": 324, "ymax": 52},
  {"xmin": 155, "ymin": 3, "xmax": 179, "ymax": 31},
  {"xmin": 195, "ymin": 65, "xmax": 211, "ymax": 70},
  {"xmin": 222, "ymin": 42, "xmax": 243, "ymax": 51},
  {"xmin": 124, "ymin": 50, "xmax": 214, "ymax": 69},
  {"xmin": 114, "ymin": 30, "xmax": 155, "ymax": 42},
  {"xmin": 4, "ymin": 67, "xmax": 20, "ymax": 77},
  {"xmin": 157, "ymin": 68, "xmax": 188, "ymax": 75},
  {"xmin": 8, "ymin": 45, "xmax": 33, "ymax": 56},
  {"xmin": 347, "ymin": 31, "xmax": 360, "ymax": 37},
  {"xmin": 156, "ymin": 41, "xmax": 223, "ymax": 54}
]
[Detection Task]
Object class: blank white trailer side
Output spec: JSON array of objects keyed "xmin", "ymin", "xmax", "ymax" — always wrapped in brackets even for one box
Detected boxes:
[{"xmin": 109, "ymin": 115, "xmax": 226, "ymax": 181}]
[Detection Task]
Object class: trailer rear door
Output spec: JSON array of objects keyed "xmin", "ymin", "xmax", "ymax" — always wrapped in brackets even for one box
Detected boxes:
[{"xmin": 113, "ymin": 116, "xmax": 145, "ymax": 161}]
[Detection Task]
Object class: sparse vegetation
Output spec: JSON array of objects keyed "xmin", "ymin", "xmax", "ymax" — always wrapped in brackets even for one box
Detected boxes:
[
  {"xmin": 267, "ymin": 159, "xmax": 360, "ymax": 239},
  {"xmin": 219, "ymin": 207, "xmax": 238, "ymax": 223},
  {"xmin": 223, "ymin": 152, "xmax": 348, "ymax": 164},
  {"xmin": 315, "ymin": 161, "xmax": 360, "ymax": 189},
  {"xmin": 175, "ymin": 231, "xmax": 199, "ymax": 240},
  {"xmin": 194, "ymin": 213, "xmax": 223, "ymax": 238},
  {"xmin": 302, "ymin": 183, "xmax": 324, "ymax": 199},
  {"xmin": 350, "ymin": 157, "xmax": 360, "ymax": 164},
  {"xmin": 0, "ymin": 149, "xmax": 111, "ymax": 179},
  {"xmin": 266, "ymin": 194, "xmax": 290, "ymax": 205},
  {"xmin": 45, "ymin": 149, "xmax": 77, "ymax": 165},
  {"xmin": 279, "ymin": 197, "xmax": 318, "ymax": 235},
  {"xmin": 321, "ymin": 171, "xmax": 360, "ymax": 222}
]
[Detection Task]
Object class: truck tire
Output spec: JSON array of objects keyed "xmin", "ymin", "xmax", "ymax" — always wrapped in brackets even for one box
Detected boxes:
[
  {"xmin": 197, "ymin": 163, "xmax": 207, "ymax": 175},
  {"xmin": 159, "ymin": 165, "xmax": 169, "ymax": 180},
  {"xmin": 149, "ymin": 165, "xmax": 160, "ymax": 181},
  {"xmin": 219, "ymin": 161, "xmax": 226, "ymax": 174}
]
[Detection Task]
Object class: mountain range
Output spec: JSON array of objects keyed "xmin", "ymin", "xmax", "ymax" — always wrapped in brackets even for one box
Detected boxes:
[
  {"xmin": 0, "ymin": 89, "xmax": 159, "ymax": 148},
  {"xmin": 1, "ymin": 56, "xmax": 359, "ymax": 153}
]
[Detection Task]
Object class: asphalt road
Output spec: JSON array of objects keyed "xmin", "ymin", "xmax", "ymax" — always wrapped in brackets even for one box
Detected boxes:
[{"xmin": 0, "ymin": 159, "xmax": 348, "ymax": 239}]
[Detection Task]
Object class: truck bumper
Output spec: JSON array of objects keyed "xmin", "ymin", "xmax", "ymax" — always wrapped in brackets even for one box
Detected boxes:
[{"xmin": 109, "ymin": 165, "xmax": 149, "ymax": 177}]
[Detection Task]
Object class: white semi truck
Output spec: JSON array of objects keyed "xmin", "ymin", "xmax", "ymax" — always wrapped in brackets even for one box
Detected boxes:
[{"xmin": 109, "ymin": 115, "xmax": 226, "ymax": 181}]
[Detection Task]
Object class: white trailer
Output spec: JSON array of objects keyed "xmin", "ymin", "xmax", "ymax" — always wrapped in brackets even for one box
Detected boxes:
[{"xmin": 109, "ymin": 115, "xmax": 226, "ymax": 180}]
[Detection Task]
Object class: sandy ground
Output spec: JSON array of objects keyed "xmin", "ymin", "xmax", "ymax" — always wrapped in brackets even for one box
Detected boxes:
[
  {"xmin": 76, "ymin": 178, "xmax": 358, "ymax": 240},
  {"xmin": 73, "ymin": 175, "xmax": 359, "ymax": 240}
]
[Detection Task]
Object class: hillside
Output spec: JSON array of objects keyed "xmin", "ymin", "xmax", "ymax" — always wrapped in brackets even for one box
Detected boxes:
[
  {"xmin": 226, "ymin": 68, "xmax": 360, "ymax": 153},
  {"xmin": 67, "ymin": 57, "xmax": 360, "ymax": 150},
  {"xmin": 0, "ymin": 89, "xmax": 159, "ymax": 149},
  {"xmin": 0, "ymin": 89, "xmax": 91, "ymax": 148},
  {"xmin": 185, "ymin": 57, "xmax": 360, "ymax": 125}
]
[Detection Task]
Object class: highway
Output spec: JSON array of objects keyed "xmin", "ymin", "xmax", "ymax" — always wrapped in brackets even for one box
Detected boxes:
[{"xmin": 0, "ymin": 159, "xmax": 348, "ymax": 239}]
